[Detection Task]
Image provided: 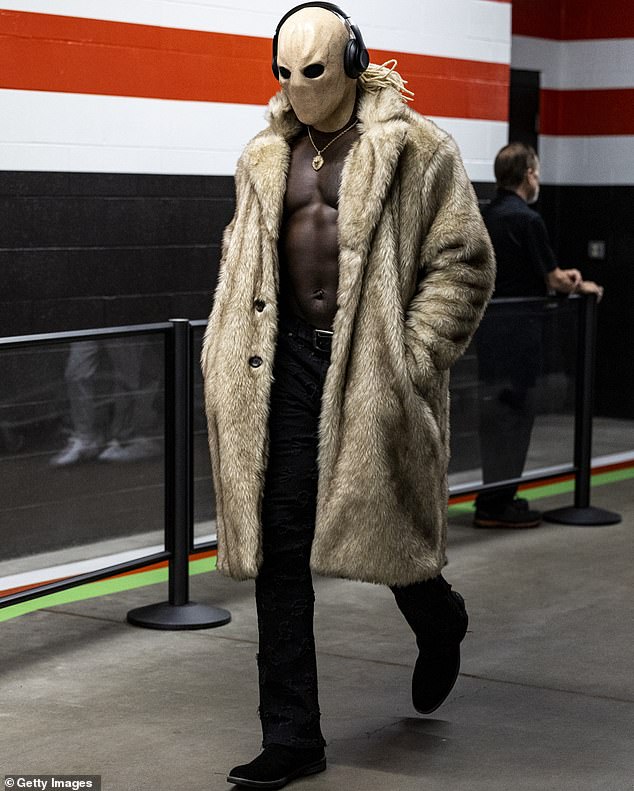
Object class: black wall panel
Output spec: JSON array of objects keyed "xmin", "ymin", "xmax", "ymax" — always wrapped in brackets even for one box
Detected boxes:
[
  {"xmin": 2, "ymin": 173, "xmax": 631, "ymax": 418},
  {"xmin": 0, "ymin": 172, "xmax": 234, "ymax": 337},
  {"xmin": 539, "ymin": 185, "xmax": 634, "ymax": 419}
]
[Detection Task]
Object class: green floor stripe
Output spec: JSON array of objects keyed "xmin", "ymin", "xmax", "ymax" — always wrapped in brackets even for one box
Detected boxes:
[
  {"xmin": 448, "ymin": 464, "xmax": 634, "ymax": 515},
  {"xmin": 2, "ymin": 464, "xmax": 633, "ymax": 623},
  {"xmin": 0, "ymin": 555, "xmax": 216, "ymax": 624},
  {"xmin": 592, "ymin": 466, "xmax": 634, "ymax": 486}
]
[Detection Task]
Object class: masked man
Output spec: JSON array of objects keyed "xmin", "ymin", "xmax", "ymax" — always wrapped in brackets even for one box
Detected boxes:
[{"xmin": 202, "ymin": 4, "xmax": 495, "ymax": 787}]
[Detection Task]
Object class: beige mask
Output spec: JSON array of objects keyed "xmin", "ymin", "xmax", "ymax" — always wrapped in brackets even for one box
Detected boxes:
[{"xmin": 276, "ymin": 8, "xmax": 357, "ymax": 132}]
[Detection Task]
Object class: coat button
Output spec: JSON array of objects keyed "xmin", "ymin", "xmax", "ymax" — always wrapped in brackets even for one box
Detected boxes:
[
  {"xmin": 249, "ymin": 356, "xmax": 263, "ymax": 368},
  {"xmin": 254, "ymin": 299, "xmax": 265, "ymax": 312}
]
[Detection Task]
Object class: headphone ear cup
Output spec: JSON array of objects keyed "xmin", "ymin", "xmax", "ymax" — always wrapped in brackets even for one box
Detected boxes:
[
  {"xmin": 343, "ymin": 39, "xmax": 357, "ymax": 79},
  {"xmin": 343, "ymin": 25, "xmax": 369, "ymax": 78}
]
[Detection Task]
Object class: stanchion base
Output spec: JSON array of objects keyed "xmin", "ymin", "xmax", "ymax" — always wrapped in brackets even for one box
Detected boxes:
[
  {"xmin": 127, "ymin": 601, "xmax": 231, "ymax": 630},
  {"xmin": 543, "ymin": 506, "xmax": 621, "ymax": 526}
]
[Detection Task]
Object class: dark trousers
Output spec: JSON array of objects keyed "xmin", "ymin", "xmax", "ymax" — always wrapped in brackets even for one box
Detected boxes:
[
  {"xmin": 474, "ymin": 309, "xmax": 541, "ymax": 513},
  {"xmin": 256, "ymin": 315, "xmax": 459, "ymax": 748},
  {"xmin": 475, "ymin": 382, "xmax": 536, "ymax": 512}
]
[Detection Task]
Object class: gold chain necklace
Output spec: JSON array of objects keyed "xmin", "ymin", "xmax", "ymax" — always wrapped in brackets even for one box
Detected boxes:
[{"xmin": 306, "ymin": 121, "xmax": 357, "ymax": 171}]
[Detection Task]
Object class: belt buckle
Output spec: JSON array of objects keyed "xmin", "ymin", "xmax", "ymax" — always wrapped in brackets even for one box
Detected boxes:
[{"xmin": 313, "ymin": 328, "xmax": 333, "ymax": 352}]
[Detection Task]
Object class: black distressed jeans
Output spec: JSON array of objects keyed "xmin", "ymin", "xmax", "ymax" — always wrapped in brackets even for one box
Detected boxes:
[{"xmin": 256, "ymin": 314, "xmax": 462, "ymax": 749}]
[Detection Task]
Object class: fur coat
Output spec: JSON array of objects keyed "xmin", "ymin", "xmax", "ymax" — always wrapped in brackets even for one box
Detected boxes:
[{"xmin": 202, "ymin": 80, "xmax": 495, "ymax": 586}]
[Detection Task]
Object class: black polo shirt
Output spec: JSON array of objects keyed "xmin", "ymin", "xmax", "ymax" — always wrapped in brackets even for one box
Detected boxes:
[{"xmin": 483, "ymin": 189, "xmax": 557, "ymax": 297}]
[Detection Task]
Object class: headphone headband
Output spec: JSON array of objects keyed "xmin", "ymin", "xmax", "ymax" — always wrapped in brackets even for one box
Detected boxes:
[
  {"xmin": 272, "ymin": 2, "xmax": 369, "ymax": 80},
  {"xmin": 275, "ymin": 2, "xmax": 352, "ymax": 39}
]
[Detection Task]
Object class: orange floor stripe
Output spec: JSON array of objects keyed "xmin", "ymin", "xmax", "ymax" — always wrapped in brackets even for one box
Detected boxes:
[{"xmin": 1, "ymin": 549, "xmax": 217, "ymax": 597}]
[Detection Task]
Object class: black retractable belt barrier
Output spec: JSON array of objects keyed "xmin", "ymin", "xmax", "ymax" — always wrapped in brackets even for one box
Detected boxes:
[
  {"xmin": 127, "ymin": 319, "xmax": 231, "ymax": 629},
  {"xmin": 543, "ymin": 294, "xmax": 621, "ymax": 527}
]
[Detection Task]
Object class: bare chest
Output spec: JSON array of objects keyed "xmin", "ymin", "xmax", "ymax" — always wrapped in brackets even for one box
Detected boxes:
[{"xmin": 284, "ymin": 130, "xmax": 359, "ymax": 214}]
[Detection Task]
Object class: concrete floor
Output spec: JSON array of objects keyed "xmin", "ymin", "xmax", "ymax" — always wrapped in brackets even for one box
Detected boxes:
[{"xmin": 1, "ymin": 478, "xmax": 633, "ymax": 791}]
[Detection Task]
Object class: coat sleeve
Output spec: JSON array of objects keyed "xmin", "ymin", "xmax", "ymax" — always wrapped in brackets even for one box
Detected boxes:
[{"xmin": 404, "ymin": 134, "xmax": 495, "ymax": 385}]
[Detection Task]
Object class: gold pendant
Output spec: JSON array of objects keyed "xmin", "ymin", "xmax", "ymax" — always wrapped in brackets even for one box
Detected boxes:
[{"xmin": 312, "ymin": 154, "xmax": 324, "ymax": 171}]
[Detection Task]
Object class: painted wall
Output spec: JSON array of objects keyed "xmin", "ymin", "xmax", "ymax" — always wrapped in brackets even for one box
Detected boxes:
[
  {"xmin": 0, "ymin": 0, "xmax": 510, "ymax": 334},
  {"xmin": 0, "ymin": 1, "xmax": 510, "ymax": 181},
  {"xmin": 511, "ymin": 0, "xmax": 634, "ymax": 185},
  {"xmin": 511, "ymin": 0, "xmax": 634, "ymax": 417},
  {"xmin": 1, "ymin": 1, "xmax": 631, "ymax": 418}
]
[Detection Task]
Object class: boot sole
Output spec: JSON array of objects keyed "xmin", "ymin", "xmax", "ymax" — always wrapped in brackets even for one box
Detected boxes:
[
  {"xmin": 473, "ymin": 517, "xmax": 542, "ymax": 529},
  {"xmin": 227, "ymin": 757, "xmax": 326, "ymax": 789}
]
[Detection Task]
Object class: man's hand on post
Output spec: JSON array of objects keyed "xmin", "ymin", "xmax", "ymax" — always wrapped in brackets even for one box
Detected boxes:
[
  {"xmin": 575, "ymin": 279, "xmax": 604, "ymax": 302},
  {"xmin": 546, "ymin": 266, "xmax": 582, "ymax": 293}
]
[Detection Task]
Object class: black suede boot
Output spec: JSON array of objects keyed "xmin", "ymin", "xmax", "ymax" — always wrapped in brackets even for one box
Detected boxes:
[
  {"xmin": 392, "ymin": 576, "xmax": 469, "ymax": 714},
  {"xmin": 227, "ymin": 744, "xmax": 326, "ymax": 789},
  {"xmin": 412, "ymin": 588, "xmax": 468, "ymax": 713}
]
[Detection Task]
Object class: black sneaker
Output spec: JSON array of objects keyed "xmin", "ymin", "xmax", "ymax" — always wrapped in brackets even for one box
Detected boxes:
[
  {"xmin": 227, "ymin": 744, "xmax": 326, "ymax": 789},
  {"xmin": 474, "ymin": 500, "xmax": 542, "ymax": 528}
]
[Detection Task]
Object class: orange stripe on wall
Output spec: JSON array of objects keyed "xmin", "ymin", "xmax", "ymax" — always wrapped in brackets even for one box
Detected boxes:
[
  {"xmin": 0, "ymin": 9, "xmax": 277, "ymax": 106},
  {"xmin": 373, "ymin": 49, "xmax": 509, "ymax": 122},
  {"xmin": 0, "ymin": 9, "xmax": 509, "ymax": 122},
  {"xmin": 541, "ymin": 88, "xmax": 634, "ymax": 136},
  {"xmin": 512, "ymin": 0, "xmax": 634, "ymax": 40}
]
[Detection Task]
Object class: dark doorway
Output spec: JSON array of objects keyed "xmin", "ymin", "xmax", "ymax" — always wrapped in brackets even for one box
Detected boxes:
[{"xmin": 509, "ymin": 69, "xmax": 540, "ymax": 150}]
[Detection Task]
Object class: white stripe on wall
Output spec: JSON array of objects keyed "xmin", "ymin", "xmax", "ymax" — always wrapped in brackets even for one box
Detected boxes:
[
  {"xmin": 428, "ymin": 115, "xmax": 508, "ymax": 183},
  {"xmin": 512, "ymin": 35, "xmax": 634, "ymax": 90},
  {"xmin": 0, "ymin": 0, "xmax": 510, "ymax": 64},
  {"xmin": 0, "ymin": 89, "xmax": 267, "ymax": 176},
  {"xmin": 540, "ymin": 135, "xmax": 634, "ymax": 185},
  {"xmin": 0, "ymin": 89, "xmax": 506, "ymax": 182}
]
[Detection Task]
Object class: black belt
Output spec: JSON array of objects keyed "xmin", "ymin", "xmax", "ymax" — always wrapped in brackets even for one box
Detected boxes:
[{"xmin": 280, "ymin": 314, "xmax": 334, "ymax": 354}]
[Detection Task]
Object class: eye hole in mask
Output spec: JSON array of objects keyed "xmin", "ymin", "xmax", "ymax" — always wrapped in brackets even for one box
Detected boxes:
[
  {"xmin": 303, "ymin": 63, "xmax": 325, "ymax": 78},
  {"xmin": 278, "ymin": 66, "xmax": 291, "ymax": 79}
]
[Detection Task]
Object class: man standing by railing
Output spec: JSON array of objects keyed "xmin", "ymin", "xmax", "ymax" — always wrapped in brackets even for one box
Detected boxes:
[{"xmin": 474, "ymin": 142, "xmax": 603, "ymax": 530}]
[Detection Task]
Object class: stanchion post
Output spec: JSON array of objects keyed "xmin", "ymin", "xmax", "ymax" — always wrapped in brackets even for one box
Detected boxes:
[
  {"xmin": 543, "ymin": 295, "xmax": 621, "ymax": 526},
  {"xmin": 127, "ymin": 319, "xmax": 231, "ymax": 628},
  {"xmin": 574, "ymin": 292, "xmax": 596, "ymax": 509},
  {"xmin": 168, "ymin": 317, "xmax": 193, "ymax": 607}
]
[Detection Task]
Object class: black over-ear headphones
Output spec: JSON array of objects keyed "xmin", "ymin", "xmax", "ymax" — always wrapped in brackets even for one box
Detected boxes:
[{"xmin": 272, "ymin": 2, "xmax": 370, "ymax": 80}]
